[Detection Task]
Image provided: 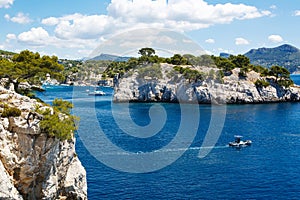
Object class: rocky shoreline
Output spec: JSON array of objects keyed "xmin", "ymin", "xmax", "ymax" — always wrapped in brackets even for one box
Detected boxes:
[
  {"xmin": 0, "ymin": 86, "xmax": 87, "ymax": 199},
  {"xmin": 113, "ymin": 64, "xmax": 300, "ymax": 104}
]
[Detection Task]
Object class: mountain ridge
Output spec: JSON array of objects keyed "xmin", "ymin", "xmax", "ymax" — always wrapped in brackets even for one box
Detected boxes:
[
  {"xmin": 244, "ymin": 44, "xmax": 300, "ymax": 73},
  {"xmin": 89, "ymin": 53, "xmax": 131, "ymax": 62}
]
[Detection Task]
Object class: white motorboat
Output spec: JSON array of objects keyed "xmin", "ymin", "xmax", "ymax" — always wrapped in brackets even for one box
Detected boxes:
[
  {"xmin": 229, "ymin": 135, "xmax": 252, "ymax": 147},
  {"xmin": 88, "ymin": 88, "xmax": 106, "ymax": 96}
]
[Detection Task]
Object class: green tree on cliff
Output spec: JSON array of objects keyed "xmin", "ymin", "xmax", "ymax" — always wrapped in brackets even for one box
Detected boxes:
[
  {"xmin": 269, "ymin": 65, "xmax": 293, "ymax": 87},
  {"xmin": 138, "ymin": 47, "xmax": 156, "ymax": 57},
  {"xmin": 38, "ymin": 99, "xmax": 79, "ymax": 141},
  {"xmin": 0, "ymin": 50, "xmax": 64, "ymax": 93},
  {"xmin": 269, "ymin": 65, "xmax": 291, "ymax": 80},
  {"xmin": 138, "ymin": 47, "xmax": 157, "ymax": 64},
  {"xmin": 167, "ymin": 54, "xmax": 189, "ymax": 65}
]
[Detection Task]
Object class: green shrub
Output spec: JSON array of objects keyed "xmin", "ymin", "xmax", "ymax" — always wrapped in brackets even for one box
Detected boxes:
[
  {"xmin": 1, "ymin": 105, "xmax": 21, "ymax": 118},
  {"xmin": 278, "ymin": 79, "xmax": 294, "ymax": 88},
  {"xmin": 255, "ymin": 79, "xmax": 270, "ymax": 88},
  {"xmin": 38, "ymin": 99, "xmax": 79, "ymax": 141},
  {"xmin": 173, "ymin": 66, "xmax": 204, "ymax": 83},
  {"xmin": 253, "ymin": 65, "xmax": 269, "ymax": 76},
  {"xmin": 238, "ymin": 70, "xmax": 247, "ymax": 78},
  {"xmin": 39, "ymin": 110, "xmax": 78, "ymax": 140},
  {"xmin": 52, "ymin": 98, "xmax": 73, "ymax": 114}
]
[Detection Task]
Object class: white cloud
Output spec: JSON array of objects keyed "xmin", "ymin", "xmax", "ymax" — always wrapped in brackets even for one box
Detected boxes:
[
  {"xmin": 41, "ymin": 13, "xmax": 116, "ymax": 40},
  {"xmin": 18, "ymin": 0, "xmax": 272, "ymax": 58},
  {"xmin": 108, "ymin": 0, "xmax": 271, "ymax": 29},
  {"xmin": 41, "ymin": 17, "xmax": 60, "ymax": 26},
  {"xmin": 18, "ymin": 27, "xmax": 51, "ymax": 46},
  {"xmin": 4, "ymin": 14, "xmax": 9, "ymax": 20},
  {"xmin": 205, "ymin": 38, "xmax": 215, "ymax": 44},
  {"xmin": 218, "ymin": 48, "xmax": 234, "ymax": 54},
  {"xmin": 235, "ymin": 37, "xmax": 249, "ymax": 45},
  {"xmin": 6, "ymin": 33, "xmax": 16, "ymax": 42},
  {"xmin": 17, "ymin": 26, "xmax": 99, "ymax": 51},
  {"xmin": 89, "ymin": 28, "xmax": 205, "ymax": 58},
  {"xmin": 294, "ymin": 10, "xmax": 300, "ymax": 16},
  {"xmin": 268, "ymin": 34, "xmax": 283, "ymax": 43},
  {"xmin": 204, "ymin": 50, "xmax": 213, "ymax": 55},
  {"xmin": 4, "ymin": 12, "xmax": 32, "ymax": 24},
  {"xmin": 55, "ymin": 14, "xmax": 115, "ymax": 39},
  {"xmin": 0, "ymin": 0, "xmax": 14, "ymax": 8},
  {"xmin": 40, "ymin": 0, "xmax": 271, "ymax": 40},
  {"xmin": 270, "ymin": 5, "xmax": 277, "ymax": 10}
]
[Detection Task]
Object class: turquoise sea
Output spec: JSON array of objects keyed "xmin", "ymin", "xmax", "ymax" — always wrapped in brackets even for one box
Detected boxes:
[{"xmin": 36, "ymin": 75, "xmax": 300, "ymax": 199}]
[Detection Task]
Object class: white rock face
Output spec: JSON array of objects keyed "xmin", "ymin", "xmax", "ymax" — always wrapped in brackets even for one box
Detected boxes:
[
  {"xmin": 0, "ymin": 160, "xmax": 23, "ymax": 200},
  {"xmin": 113, "ymin": 64, "xmax": 300, "ymax": 104},
  {"xmin": 0, "ymin": 86, "xmax": 87, "ymax": 199}
]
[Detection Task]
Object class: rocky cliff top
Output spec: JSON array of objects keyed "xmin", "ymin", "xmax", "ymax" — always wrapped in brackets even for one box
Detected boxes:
[
  {"xmin": 0, "ymin": 86, "xmax": 87, "ymax": 200},
  {"xmin": 113, "ymin": 63, "xmax": 300, "ymax": 104}
]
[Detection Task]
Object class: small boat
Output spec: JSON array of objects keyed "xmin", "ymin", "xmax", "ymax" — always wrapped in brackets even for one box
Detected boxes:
[
  {"xmin": 229, "ymin": 135, "xmax": 252, "ymax": 147},
  {"xmin": 88, "ymin": 88, "xmax": 106, "ymax": 96}
]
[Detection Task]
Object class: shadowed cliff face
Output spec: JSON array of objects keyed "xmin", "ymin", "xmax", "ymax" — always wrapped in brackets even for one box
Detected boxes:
[
  {"xmin": 0, "ymin": 86, "xmax": 87, "ymax": 200},
  {"xmin": 113, "ymin": 64, "xmax": 300, "ymax": 104}
]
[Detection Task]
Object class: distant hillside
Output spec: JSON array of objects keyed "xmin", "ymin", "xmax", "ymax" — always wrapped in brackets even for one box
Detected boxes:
[
  {"xmin": 244, "ymin": 44, "xmax": 300, "ymax": 73},
  {"xmin": 90, "ymin": 54, "xmax": 131, "ymax": 62},
  {"xmin": 0, "ymin": 49, "xmax": 16, "ymax": 56},
  {"xmin": 219, "ymin": 52, "xmax": 232, "ymax": 58}
]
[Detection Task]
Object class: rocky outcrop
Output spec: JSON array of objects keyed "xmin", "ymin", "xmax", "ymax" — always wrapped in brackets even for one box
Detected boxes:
[
  {"xmin": 0, "ymin": 86, "xmax": 87, "ymax": 199},
  {"xmin": 113, "ymin": 64, "xmax": 300, "ymax": 104}
]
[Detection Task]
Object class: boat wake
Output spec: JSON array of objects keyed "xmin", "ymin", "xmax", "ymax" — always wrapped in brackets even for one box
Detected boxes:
[
  {"xmin": 98, "ymin": 145, "xmax": 228, "ymax": 156},
  {"xmin": 283, "ymin": 133, "xmax": 300, "ymax": 137}
]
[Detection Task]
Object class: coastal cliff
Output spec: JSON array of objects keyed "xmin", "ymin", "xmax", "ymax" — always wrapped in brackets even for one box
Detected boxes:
[
  {"xmin": 0, "ymin": 86, "xmax": 87, "ymax": 199},
  {"xmin": 113, "ymin": 63, "xmax": 300, "ymax": 104}
]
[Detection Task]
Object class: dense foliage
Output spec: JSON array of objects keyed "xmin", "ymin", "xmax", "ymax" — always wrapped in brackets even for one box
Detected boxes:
[
  {"xmin": 212, "ymin": 54, "xmax": 293, "ymax": 87},
  {"xmin": 166, "ymin": 54, "xmax": 190, "ymax": 65},
  {"xmin": 100, "ymin": 48, "xmax": 294, "ymax": 88},
  {"xmin": 0, "ymin": 50, "xmax": 64, "ymax": 93},
  {"xmin": 103, "ymin": 48, "xmax": 210, "ymax": 79},
  {"xmin": 38, "ymin": 99, "xmax": 79, "ymax": 141},
  {"xmin": 173, "ymin": 66, "xmax": 204, "ymax": 83},
  {"xmin": 1, "ymin": 47, "xmax": 295, "ymax": 91},
  {"xmin": 62, "ymin": 59, "xmax": 110, "ymax": 84},
  {"xmin": 212, "ymin": 54, "xmax": 252, "ymax": 76},
  {"xmin": 1, "ymin": 105, "xmax": 21, "ymax": 118},
  {"xmin": 182, "ymin": 54, "xmax": 216, "ymax": 67},
  {"xmin": 255, "ymin": 79, "xmax": 270, "ymax": 88},
  {"xmin": 0, "ymin": 50, "xmax": 16, "ymax": 56}
]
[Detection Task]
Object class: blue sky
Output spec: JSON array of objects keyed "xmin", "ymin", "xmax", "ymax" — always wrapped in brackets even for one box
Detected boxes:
[{"xmin": 1, "ymin": 0, "xmax": 300, "ymax": 59}]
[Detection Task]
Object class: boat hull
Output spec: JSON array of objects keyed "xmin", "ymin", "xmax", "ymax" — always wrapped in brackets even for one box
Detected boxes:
[{"xmin": 229, "ymin": 140, "xmax": 252, "ymax": 147}]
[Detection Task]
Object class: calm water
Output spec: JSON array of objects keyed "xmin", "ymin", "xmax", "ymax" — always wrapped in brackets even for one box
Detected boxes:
[{"xmin": 37, "ymin": 76, "xmax": 300, "ymax": 199}]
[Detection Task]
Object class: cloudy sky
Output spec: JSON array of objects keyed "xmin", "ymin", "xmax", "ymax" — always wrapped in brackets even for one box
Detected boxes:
[{"xmin": 0, "ymin": 0, "xmax": 300, "ymax": 59}]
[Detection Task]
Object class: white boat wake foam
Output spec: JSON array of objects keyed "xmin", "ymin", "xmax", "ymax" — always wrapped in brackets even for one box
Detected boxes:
[{"xmin": 98, "ymin": 145, "xmax": 228, "ymax": 156}]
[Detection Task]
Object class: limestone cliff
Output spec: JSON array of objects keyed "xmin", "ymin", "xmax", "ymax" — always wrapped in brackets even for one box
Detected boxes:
[
  {"xmin": 0, "ymin": 86, "xmax": 87, "ymax": 199},
  {"xmin": 113, "ymin": 63, "xmax": 300, "ymax": 104}
]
